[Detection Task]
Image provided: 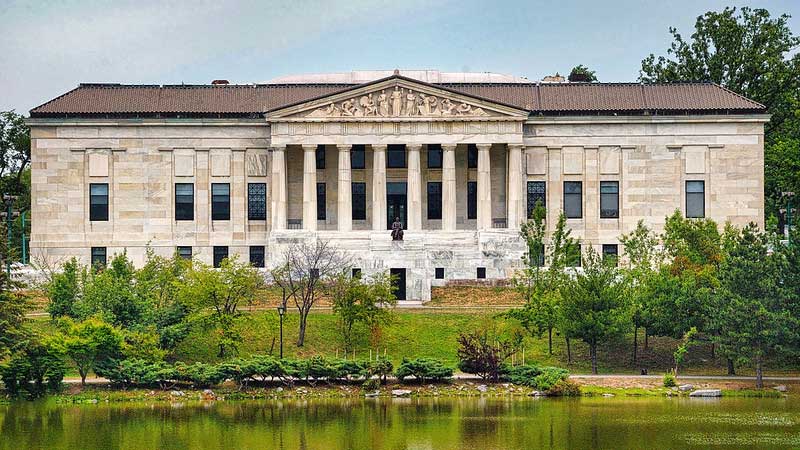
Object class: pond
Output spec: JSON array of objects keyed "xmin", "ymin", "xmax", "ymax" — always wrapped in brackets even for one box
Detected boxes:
[{"xmin": 1, "ymin": 396, "xmax": 799, "ymax": 449}]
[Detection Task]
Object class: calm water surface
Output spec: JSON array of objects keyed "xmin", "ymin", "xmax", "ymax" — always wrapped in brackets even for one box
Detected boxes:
[{"xmin": 1, "ymin": 396, "xmax": 799, "ymax": 449}]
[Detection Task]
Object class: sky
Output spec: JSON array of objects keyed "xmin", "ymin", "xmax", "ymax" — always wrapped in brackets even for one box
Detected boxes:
[{"xmin": 2, "ymin": 0, "xmax": 799, "ymax": 114}]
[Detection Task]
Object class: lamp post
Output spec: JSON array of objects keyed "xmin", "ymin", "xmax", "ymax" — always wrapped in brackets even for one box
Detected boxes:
[
  {"xmin": 277, "ymin": 303, "xmax": 286, "ymax": 359},
  {"xmin": 1, "ymin": 194, "xmax": 19, "ymax": 281}
]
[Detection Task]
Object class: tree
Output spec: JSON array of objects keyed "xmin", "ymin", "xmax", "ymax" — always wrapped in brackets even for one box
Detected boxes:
[
  {"xmin": 134, "ymin": 249, "xmax": 192, "ymax": 350},
  {"xmin": 457, "ymin": 326, "xmax": 522, "ymax": 381},
  {"xmin": 272, "ymin": 240, "xmax": 348, "ymax": 347},
  {"xmin": 179, "ymin": 255, "xmax": 261, "ymax": 357},
  {"xmin": 559, "ymin": 248, "xmax": 630, "ymax": 374},
  {"xmin": 640, "ymin": 7, "xmax": 800, "ymax": 218},
  {"xmin": 568, "ymin": 65, "xmax": 597, "ymax": 82},
  {"xmin": 81, "ymin": 252, "xmax": 144, "ymax": 328},
  {"xmin": 711, "ymin": 224, "xmax": 798, "ymax": 388},
  {"xmin": 46, "ymin": 257, "xmax": 81, "ymax": 319},
  {"xmin": 57, "ymin": 317, "xmax": 123, "ymax": 385},
  {"xmin": 550, "ymin": 211, "xmax": 580, "ymax": 361},
  {"xmin": 329, "ymin": 269, "xmax": 396, "ymax": 350}
]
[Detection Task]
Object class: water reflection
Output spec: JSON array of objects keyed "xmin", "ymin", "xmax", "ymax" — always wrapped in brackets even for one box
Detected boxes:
[{"xmin": 0, "ymin": 397, "xmax": 798, "ymax": 449}]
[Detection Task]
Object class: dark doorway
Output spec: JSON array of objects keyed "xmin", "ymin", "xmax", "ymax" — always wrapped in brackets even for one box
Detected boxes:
[
  {"xmin": 390, "ymin": 268, "xmax": 406, "ymax": 300},
  {"xmin": 387, "ymin": 182, "xmax": 407, "ymax": 230}
]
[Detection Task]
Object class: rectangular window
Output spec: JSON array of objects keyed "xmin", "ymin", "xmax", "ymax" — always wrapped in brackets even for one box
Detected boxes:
[
  {"xmin": 427, "ymin": 182, "xmax": 442, "ymax": 220},
  {"xmin": 686, "ymin": 180, "xmax": 705, "ymax": 218},
  {"xmin": 467, "ymin": 181, "xmax": 477, "ymax": 220},
  {"xmin": 175, "ymin": 183, "xmax": 194, "ymax": 221},
  {"xmin": 90, "ymin": 247, "xmax": 107, "ymax": 267},
  {"xmin": 352, "ymin": 268, "xmax": 362, "ymax": 279},
  {"xmin": 564, "ymin": 181, "xmax": 583, "ymax": 219},
  {"xmin": 247, "ymin": 183, "xmax": 267, "ymax": 220},
  {"xmin": 567, "ymin": 243, "xmax": 582, "ymax": 267},
  {"xmin": 468, "ymin": 144, "xmax": 478, "ymax": 169},
  {"xmin": 602, "ymin": 244, "xmax": 619, "ymax": 266},
  {"xmin": 427, "ymin": 144, "xmax": 443, "ymax": 169},
  {"xmin": 317, "ymin": 183, "xmax": 326, "ymax": 221},
  {"xmin": 387, "ymin": 144, "xmax": 406, "ymax": 168},
  {"xmin": 435, "ymin": 267, "xmax": 445, "ymax": 279},
  {"xmin": 352, "ymin": 182, "xmax": 367, "ymax": 220},
  {"xmin": 600, "ymin": 181, "xmax": 619, "ymax": 219},
  {"xmin": 249, "ymin": 246, "xmax": 265, "ymax": 268},
  {"xmin": 526, "ymin": 181, "xmax": 546, "ymax": 220},
  {"xmin": 351, "ymin": 145, "xmax": 366, "ymax": 169},
  {"xmin": 213, "ymin": 246, "xmax": 228, "ymax": 268},
  {"xmin": 89, "ymin": 183, "xmax": 109, "ymax": 221},
  {"xmin": 477, "ymin": 267, "xmax": 486, "ymax": 279},
  {"xmin": 177, "ymin": 246, "xmax": 192, "ymax": 260},
  {"xmin": 211, "ymin": 183, "xmax": 230, "ymax": 221},
  {"xmin": 316, "ymin": 145, "xmax": 326, "ymax": 170}
]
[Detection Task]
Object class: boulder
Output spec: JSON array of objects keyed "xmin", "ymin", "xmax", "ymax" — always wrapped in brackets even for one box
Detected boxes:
[
  {"xmin": 170, "ymin": 390, "xmax": 185, "ymax": 397},
  {"xmin": 364, "ymin": 391, "xmax": 380, "ymax": 398},
  {"xmin": 528, "ymin": 391, "xmax": 544, "ymax": 397},
  {"xmin": 689, "ymin": 389, "xmax": 721, "ymax": 397},
  {"xmin": 477, "ymin": 385, "xmax": 488, "ymax": 393},
  {"xmin": 602, "ymin": 393, "xmax": 615, "ymax": 397},
  {"xmin": 773, "ymin": 385, "xmax": 788, "ymax": 392},
  {"xmin": 678, "ymin": 384, "xmax": 693, "ymax": 392},
  {"xmin": 391, "ymin": 389, "xmax": 412, "ymax": 397}
]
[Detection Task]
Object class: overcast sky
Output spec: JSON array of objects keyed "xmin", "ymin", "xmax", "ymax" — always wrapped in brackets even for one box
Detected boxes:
[{"xmin": 2, "ymin": 0, "xmax": 799, "ymax": 114}]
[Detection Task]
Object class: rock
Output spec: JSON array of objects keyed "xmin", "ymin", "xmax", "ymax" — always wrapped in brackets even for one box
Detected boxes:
[
  {"xmin": 364, "ymin": 391, "xmax": 380, "ymax": 398},
  {"xmin": 602, "ymin": 393, "xmax": 614, "ymax": 397},
  {"xmin": 276, "ymin": 387, "xmax": 283, "ymax": 392},
  {"xmin": 170, "ymin": 390, "xmax": 185, "ymax": 397},
  {"xmin": 203, "ymin": 389, "xmax": 215, "ymax": 396},
  {"xmin": 678, "ymin": 384, "xmax": 693, "ymax": 392},
  {"xmin": 773, "ymin": 385, "xmax": 788, "ymax": 392},
  {"xmin": 477, "ymin": 385, "xmax": 488, "ymax": 393},
  {"xmin": 391, "ymin": 389, "xmax": 412, "ymax": 397},
  {"xmin": 689, "ymin": 389, "xmax": 721, "ymax": 397},
  {"xmin": 88, "ymin": 398, "xmax": 98, "ymax": 404},
  {"xmin": 528, "ymin": 390, "xmax": 543, "ymax": 397}
]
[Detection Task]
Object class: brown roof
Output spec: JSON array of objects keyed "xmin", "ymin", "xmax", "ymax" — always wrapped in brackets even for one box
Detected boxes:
[{"xmin": 30, "ymin": 76, "xmax": 765, "ymax": 118}]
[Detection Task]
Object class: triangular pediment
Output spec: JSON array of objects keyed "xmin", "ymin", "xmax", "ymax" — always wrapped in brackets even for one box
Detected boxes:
[{"xmin": 266, "ymin": 76, "xmax": 529, "ymax": 121}]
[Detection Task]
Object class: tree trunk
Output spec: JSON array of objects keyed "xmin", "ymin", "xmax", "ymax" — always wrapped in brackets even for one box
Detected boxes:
[
  {"xmin": 590, "ymin": 343, "xmax": 598, "ymax": 375},
  {"xmin": 727, "ymin": 358, "xmax": 735, "ymax": 376},
  {"xmin": 218, "ymin": 343, "xmax": 225, "ymax": 358},
  {"xmin": 632, "ymin": 326, "xmax": 638, "ymax": 365},
  {"xmin": 548, "ymin": 328, "xmax": 553, "ymax": 355},
  {"xmin": 297, "ymin": 312, "xmax": 308, "ymax": 347},
  {"xmin": 710, "ymin": 343, "xmax": 715, "ymax": 359},
  {"xmin": 755, "ymin": 358, "xmax": 763, "ymax": 389},
  {"xmin": 566, "ymin": 337, "xmax": 572, "ymax": 364},
  {"xmin": 644, "ymin": 330, "xmax": 648, "ymax": 350},
  {"xmin": 80, "ymin": 370, "xmax": 87, "ymax": 386}
]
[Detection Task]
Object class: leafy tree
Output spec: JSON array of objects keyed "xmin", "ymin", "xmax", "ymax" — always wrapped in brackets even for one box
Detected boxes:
[
  {"xmin": 57, "ymin": 317, "xmax": 124, "ymax": 385},
  {"xmin": 0, "ymin": 290, "xmax": 29, "ymax": 358},
  {"xmin": 46, "ymin": 257, "xmax": 81, "ymax": 319},
  {"xmin": 711, "ymin": 224, "xmax": 798, "ymax": 388},
  {"xmin": 81, "ymin": 252, "xmax": 144, "ymax": 328},
  {"xmin": 568, "ymin": 65, "xmax": 598, "ymax": 82},
  {"xmin": 457, "ymin": 327, "xmax": 522, "ymax": 381},
  {"xmin": 179, "ymin": 255, "xmax": 261, "ymax": 357},
  {"xmin": 0, "ymin": 337, "xmax": 65, "ymax": 398},
  {"xmin": 134, "ymin": 250, "xmax": 192, "ymax": 350},
  {"xmin": 559, "ymin": 248, "xmax": 630, "ymax": 374},
  {"xmin": 329, "ymin": 269, "xmax": 396, "ymax": 350}
]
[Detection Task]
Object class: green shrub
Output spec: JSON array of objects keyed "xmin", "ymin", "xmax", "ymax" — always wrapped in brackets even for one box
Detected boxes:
[
  {"xmin": 174, "ymin": 362, "xmax": 225, "ymax": 387},
  {"xmin": 533, "ymin": 367, "xmax": 569, "ymax": 391},
  {"xmin": 362, "ymin": 377, "xmax": 380, "ymax": 391},
  {"xmin": 0, "ymin": 340, "xmax": 66, "ymax": 398},
  {"xmin": 395, "ymin": 358, "xmax": 453, "ymax": 383},
  {"xmin": 365, "ymin": 358, "xmax": 393, "ymax": 383},
  {"xmin": 97, "ymin": 359, "xmax": 177, "ymax": 389},
  {"xmin": 663, "ymin": 372, "xmax": 676, "ymax": 388},
  {"xmin": 547, "ymin": 379, "xmax": 581, "ymax": 396},
  {"xmin": 501, "ymin": 364, "xmax": 542, "ymax": 386}
]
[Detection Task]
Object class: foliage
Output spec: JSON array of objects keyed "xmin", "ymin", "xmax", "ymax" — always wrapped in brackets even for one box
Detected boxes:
[
  {"xmin": 173, "ymin": 361, "xmax": 227, "ymax": 388},
  {"xmin": 662, "ymin": 372, "xmax": 676, "ymax": 388},
  {"xmin": 547, "ymin": 379, "xmax": 582, "ymax": 397},
  {"xmin": 0, "ymin": 289, "xmax": 29, "ymax": 358},
  {"xmin": 559, "ymin": 248, "xmax": 630, "ymax": 374},
  {"xmin": 134, "ymin": 249, "xmax": 192, "ymax": 350},
  {"xmin": 673, "ymin": 327, "xmax": 700, "ymax": 376},
  {"xmin": 457, "ymin": 327, "xmax": 521, "ymax": 381},
  {"xmin": 394, "ymin": 357, "xmax": 453, "ymax": 383},
  {"xmin": 568, "ymin": 65, "xmax": 598, "ymax": 82},
  {"xmin": 80, "ymin": 252, "xmax": 143, "ymax": 328},
  {"xmin": 365, "ymin": 357, "xmax": 393, "ymax": 384},
  {"xmin": 97, "ymin": 358, "xmax": 178, "ymax": 389},
  {"xmin": 56, "ymin": 317, "xmax": 124, "ymax": 385},
  {"xmin": 501, "ymin": 364, "xmax": 570, "ymax": 391},
  {"xmin": 329, "ymin": 269, "xmax": 396, "ymax": 350},
  {"xmin": 46, "ymin": 257, "xmax": 81, "ymax": 319},
  {"xmin": 179, "ymin": 255, "xmax": 261, "ymax": 357},
  {"xmin": 0, "ymin": 338, "xmax": 65, "ymax": 398}
]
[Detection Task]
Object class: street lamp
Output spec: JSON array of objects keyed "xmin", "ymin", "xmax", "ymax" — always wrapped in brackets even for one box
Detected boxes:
[
  {"xmin": 277, "ymin": 303, "xmax": 286, "ymax": 359},
  {"xmin": 0, "ymin": 194, "xmax": 19, "ymax": 281}
]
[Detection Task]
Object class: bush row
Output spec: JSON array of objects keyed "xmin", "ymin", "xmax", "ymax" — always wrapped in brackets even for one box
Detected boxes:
[{"xmin": 500, "ymin": 365, "xmax": 571, "ymax": 391}]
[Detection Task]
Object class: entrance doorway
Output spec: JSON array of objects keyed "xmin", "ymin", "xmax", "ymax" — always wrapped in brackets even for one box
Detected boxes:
[
  {"xmin": 386, "ymin": 182, "xmax": 407, "ymax": 230},
  {"xmin": 390, "ymin": 268, "xmax": 407, "ymax": 300}
]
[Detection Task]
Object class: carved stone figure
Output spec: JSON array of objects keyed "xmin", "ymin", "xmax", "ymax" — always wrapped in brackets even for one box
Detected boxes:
[
  {"xmin": 360, "ymin": 93, "xmax": 377, "ymax": 116},
  {"xmin": 416, "ymin": 94, "xmax": 427, "ymax": 115},
  {"xmin": 440, "ymin": 98, "xmax": 455, "ymax": 115},
  {"xmin": 391, "ymin": 217, "xmax": 404, "ymax": 241},
  {"xmin": 457, "ymin": 102, "xmax": 488, "ymax": 116},
  {"xmin": 341, "ymin": 98, "xmax": 356, "ymax": 116},
  {"xmin": 378, "ymin": 90, "xmax": 389, "ymax": 116},
  {"xmin": 405, "ymin": 89, "xmax": 416, "ymax": 116},
  {"xmin": 424, "ymin": 94, "xmax": 437, "ymax": 115},
  {"xmin": 390, "ymin": 87, "xmax": 402, "ymax": 116}
]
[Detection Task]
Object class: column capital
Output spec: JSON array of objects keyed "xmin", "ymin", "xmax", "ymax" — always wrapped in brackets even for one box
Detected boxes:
[
  {"xmin": 507, "ymin": 143, "xmax": 525, "ymax": 151},
  {"xmin": 271, "ymin": 144, "xmax": 287, "ymax": 152},
  {"xmin": 338, "ymin": 145, "xmax": 351, "ymax": 153},
  {"xmin": 441, "ymin": 143, "xmax": 457, "ymax": 151},
  {"xmin": 301, "ymin": 144, "xmax": 318, "ymax": 152},
  {"xmin": 475, "ymin": 143, "xmax": 493, "ymax": 151},
  {"xmin": 371, "ymin": 144, "xmax": 388, "ymax": 151},
  {"xmin": 406, "ymin": 143, "xmax": 423, "ymax": 151}
]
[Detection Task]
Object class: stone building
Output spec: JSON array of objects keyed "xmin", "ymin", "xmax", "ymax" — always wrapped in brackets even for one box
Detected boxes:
[{"xmin": 27, "ymin": 70, "xmax": 767, "ymax": 301}]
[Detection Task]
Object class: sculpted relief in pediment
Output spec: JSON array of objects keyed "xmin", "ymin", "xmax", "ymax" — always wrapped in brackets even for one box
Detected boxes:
[{"xmin": 305, "ymin": 86, "xmax": 490, "ymax": 118}]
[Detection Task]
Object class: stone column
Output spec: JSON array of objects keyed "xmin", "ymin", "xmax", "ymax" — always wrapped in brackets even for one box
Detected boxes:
[
  {"xmin": 441, "ymin": 144, "xmax": 457, "ymax": 231},
  {"xmin": 337, "ymin": 145, "xmax": 352, "ymax": 231},
  {"xmin": 372, "ymin": 144, "xmax": 387, "ymax": 231},
  {"xmin": 407, "ymin": 144, "xmax": 423, "ymax": 230},
  {"xmin": 302, "ymin": 145, "xmax": 317, "ymax": 231},
  {"xmin": 506, "ymin": 144, "xmax": 523, "ymax": 228},
  {"xmin": 270, "ymin": 145, "xmax": 287, "ymax": 230},
  {"xmin": 476, "ymin": 144, "xmax": 493, "ymax": 230}
]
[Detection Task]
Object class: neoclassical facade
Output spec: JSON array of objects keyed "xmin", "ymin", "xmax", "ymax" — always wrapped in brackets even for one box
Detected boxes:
[{"xmin": 28, "ymin": 71, "xmax": 768, "ymax": 300}]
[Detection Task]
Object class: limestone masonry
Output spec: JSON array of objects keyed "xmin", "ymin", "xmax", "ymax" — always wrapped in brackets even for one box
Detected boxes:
[{"xmin": 27, "ymin": 70, "xmax": 768, "ymax": 301}]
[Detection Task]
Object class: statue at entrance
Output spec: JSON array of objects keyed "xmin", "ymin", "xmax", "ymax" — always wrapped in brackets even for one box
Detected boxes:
[{"xmin": 391, "ymin": 217, "xmax": 404, "ymax": 241}]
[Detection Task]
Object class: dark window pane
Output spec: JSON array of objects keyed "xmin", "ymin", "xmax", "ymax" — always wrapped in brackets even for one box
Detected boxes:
[
  {"xmin": 248, "ymin": 183, "xmax": 266, "ymax": 220},
  {"xmin": 564, "ymin": 181, "xmax": 583, "ymax": 219},
  {"xmin": 352, "ymin": 182, "xmax": 366, "ymax": 220},
  {"xmin": 600, "ymin": 181, "xmax": 619, "ymax": 219},
  {"xmin": 175, "ymin": 183, "xmax": 194, "ymax": 221},
  {"xmin": 213, "ymin": 246, "xmax": 228, "ymax": 268},
  {"xmin": 602, "ymin": 244, "xmax": 618, "ymax": 266},
  {"xmin": 468, "ymin": 144, "xmax": 478, "ymax": 169},
  {"xmin": 177, "ymin": 246, "xmax": 192, "ymax": 260},
  {"xmin": 467, "ymin": 181, "xmax": 477, "ymax": 220},
  {"xmin": 477, "ymin": 267, "xmax": 486, "ymax": 279},
  {"xmin": 567, "ymin": 243, "xmax": 582, "ymax": 267},
  {"xmin": 89, "ymin": 183, "xmax": 109, "ymax": 221},
  {"xmin": 317, "ymin": 183, "xmax": 326, "ymax": 220},
  {"xmin": 435, "ymin": 267, "xmax": 444, "ymax": 279},
  {"xmin": 249, "ymin": 246, "xmax": 265, "ymax": 268},
  {"xmin": 351, "ymin": 145, "xmax": 366, "ymax": 169},
  {"xmin": 212, "ymin": 183, "xmax": 230, "ymax": 221},
  {"xmin": 90, "ymin": 247, "xmax": 106, "ymax": 267},
  {"xmin": 352, "ymin": 268, "xmax": 362, "ymax": 279},
  {"xmin": 427, "ymin": 144, "xmax": 443, "ymax": 169},
  {"xmin": 427, "ymin": 182, "xmax": 442, "ymax": 220},
  {"xmin": 686, "ymin": 180, "xmax": 705, "ymax": 218},
  {"xmin": 387, "ymin": 144, "xmax": 406, "ymax": 168},
  {"xmin": 526, "ymin": 181, "xmax": 546, "ymax": 219},
  {"xmin": 316, "ymin": 145, "xmax": 326, "ymax": 169}
]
